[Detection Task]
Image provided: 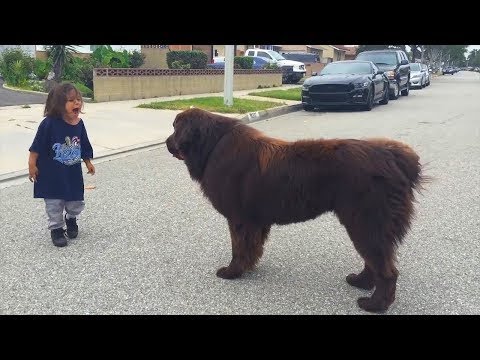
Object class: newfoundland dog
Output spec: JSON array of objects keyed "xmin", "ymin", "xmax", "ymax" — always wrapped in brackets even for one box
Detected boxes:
[{"xmin": 166, "ymin": 108, "xmax": 426, "ymax": 313}]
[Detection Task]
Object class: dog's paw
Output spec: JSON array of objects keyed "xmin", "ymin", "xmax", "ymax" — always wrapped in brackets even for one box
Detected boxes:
[
  {"xmin": 216, "ymin": 266, "xmax": 242, "ymax": 279},
  {"xmin": 357, "ymin": 297, "xmax": 388, "ymax": 313},
  {"xmin": 346, "ymin": 273, "xmax": 375, "ymax": 290}
]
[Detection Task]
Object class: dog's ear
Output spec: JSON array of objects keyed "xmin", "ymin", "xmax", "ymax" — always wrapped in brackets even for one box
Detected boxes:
[{"xmin": 176, "ymin": 119, "xmax": 200, "ymax": 155}]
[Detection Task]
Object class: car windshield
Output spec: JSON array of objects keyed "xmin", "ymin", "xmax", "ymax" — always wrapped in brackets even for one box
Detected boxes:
[
  {"xmin": 269, "ymin": 51, "xmax": 286, "ymax": 61},
  {"xmin": 356, "ymin": 52, "xmax": 397, "ymax": 66},
  {"xmin": 410, "ymin": 63, "xmax": 421, "ymax": 71},
  {"xmin": 321, "ymin": 62, "xmax": 372, "ymax": 75}
]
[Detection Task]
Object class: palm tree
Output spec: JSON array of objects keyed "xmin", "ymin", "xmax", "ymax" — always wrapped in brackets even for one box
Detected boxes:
[{"xmin": 45, "ymin": 45, "xmax": 78, "ymax": 83}]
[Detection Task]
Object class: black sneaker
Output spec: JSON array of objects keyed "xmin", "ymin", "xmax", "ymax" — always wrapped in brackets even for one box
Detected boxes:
[
  {"xmin": 65, "ymin": 215, "xmax": 78, "ymax": 239},
  {"xmin": 51, "ymin": 228, "xmax": 67, "ymax": 247}
]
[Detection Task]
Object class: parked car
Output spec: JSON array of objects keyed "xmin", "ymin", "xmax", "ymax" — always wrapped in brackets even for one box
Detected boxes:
[
  {"xmin": 421, "ymin": 63, "xmax": 430, "ymax": 86},
  {"xmin": 244, "ymin": 48, "xmax": 306, "ymax": 83},
  {"xmin": 443, "ymin": 66, "xmax": 455, "ymax": 75},
  {"xmin": 409, "ymin": 63, "xmax": 426, "ymax": 88},
  {"xmin": 212, "ymin": 56, "xmax": 225, "ymax": 63},
  {"xmin": 355, "ymin": 49, "xmax": 410, "ymax": 99},
  {"xmin": 206, "ymin": 56, "xmax": 274, "ymax": 69},
  {"xmin": 301, "ymin": 60, "xmax": 390, "ymax": 111},
  {"xmin": 281, "ymin": 52, "xmax": 320, "ymax": 63}
]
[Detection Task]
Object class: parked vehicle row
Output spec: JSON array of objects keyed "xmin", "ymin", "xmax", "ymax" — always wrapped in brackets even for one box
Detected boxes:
[
  {"xmin": 355, "ymin": 49, "xmax": 410, "ymax": 99},
  {"xmin": 244, "ymin": 48, "xmax": 306, "ymax": 84},
  {"xmin": 409, "ymin": 62, "xmax": 431, "ymax": 88},
  {"xmin": 207, "ymin": 56, "xmax": 273, "ymax": 70},
  {"xmin": 301, "ymin": 60, "xmax": 389, "ymax": 111},
  {"xmin": 209, "ymin": 49, "xmax": 308, "ymax": 85},
  {"xmin": 301, "ymin": 49, "xmax": 433, "ymax": 112}
]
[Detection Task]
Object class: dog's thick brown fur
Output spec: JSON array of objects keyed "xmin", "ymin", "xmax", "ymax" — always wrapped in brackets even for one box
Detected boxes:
[{"xmin": 166, "ymin": 108, "xmax": 426, "ymax": 312}]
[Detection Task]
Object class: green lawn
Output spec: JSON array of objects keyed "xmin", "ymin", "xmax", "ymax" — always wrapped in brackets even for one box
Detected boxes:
[
  {"xmin": 248, "ymin": 87, "xmax": 301, "ymax": 101},
  {"xmin": 137, "ymin": 96, "xmax": 286, "ymax": 114}
]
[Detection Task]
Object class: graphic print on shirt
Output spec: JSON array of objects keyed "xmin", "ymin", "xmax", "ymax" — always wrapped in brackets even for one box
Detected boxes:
[{"xmin": 52, "ymin": 136, "xmax": 81, "ymax": 165}]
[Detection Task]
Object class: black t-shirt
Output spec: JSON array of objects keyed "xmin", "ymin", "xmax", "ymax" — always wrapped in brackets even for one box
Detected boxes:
[{"xmin": 29, "ymin": 116, "xmax": 93, "ymax": 201}]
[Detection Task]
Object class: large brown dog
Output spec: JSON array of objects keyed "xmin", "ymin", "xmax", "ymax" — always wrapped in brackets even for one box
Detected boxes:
[{"xmin": 166, "ymin": 108, "xmax": 426, "ymax": 313}]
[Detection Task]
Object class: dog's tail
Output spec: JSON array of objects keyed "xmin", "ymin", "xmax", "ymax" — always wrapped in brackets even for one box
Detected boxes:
[{"xmin": 384, "ymin": 140, "xmax": 431, "ymax": 193}]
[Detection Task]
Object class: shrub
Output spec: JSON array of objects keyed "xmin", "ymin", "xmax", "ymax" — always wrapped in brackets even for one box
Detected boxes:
[
  {"xmin": 166, "ymin": 51, "xmax": 208, "ymax": 69},
  {"xmin": 0, "ymin": 47, "xmax": 35, "ymax": 86},
  {"xmin": 234, "ymin": 56, "xmax": 253, "ymax": 69},
  {"xmin": 91, "ymin": 45, "xmax": 130, "ymax": 68},
  {"xmin": 129, "ymin": 50, "xmax": 146, "ymax": 68},
  {"xmin": 263, "ymin": 62, "xmax": 279, "ymax": 69},
  {"xmin": 170, "ymin": 60, "xmax": 191, "ymax": 69},
  {"xmin": 63, "ymin": 57, "xmax": 94, "ymax": 89},
  {"xmin": 33, "ymin": 58, "xmax": 52, "ymax": 80},
  {"xmin": 73, "ymin": 82, "xmax": 93, "ymax": 99}
]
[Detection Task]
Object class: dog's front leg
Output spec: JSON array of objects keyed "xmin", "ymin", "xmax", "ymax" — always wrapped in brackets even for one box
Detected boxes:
[{"xmin": 216, "ymin": 221, "xmax": 270, "ymax": 279}]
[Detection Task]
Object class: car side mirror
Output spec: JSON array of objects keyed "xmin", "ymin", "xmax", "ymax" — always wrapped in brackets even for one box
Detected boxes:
[
  {"xmin": 401, "ymin": 59, "xmax": 409, "ymax": 65},
  {"xmin": 312, "ymin": 72, "xmax": 318, "ymax": 76}
]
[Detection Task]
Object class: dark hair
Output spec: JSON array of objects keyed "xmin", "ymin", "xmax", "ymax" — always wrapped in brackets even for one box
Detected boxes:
[{"xmin": 44, "ymin": 82, "xmax": 84, "ymax": 118}]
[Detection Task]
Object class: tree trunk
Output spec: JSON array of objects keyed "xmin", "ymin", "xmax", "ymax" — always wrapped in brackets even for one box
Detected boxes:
[{"xmin": 53, "ymin": 60, "xmax": 63, "ymax": 83}]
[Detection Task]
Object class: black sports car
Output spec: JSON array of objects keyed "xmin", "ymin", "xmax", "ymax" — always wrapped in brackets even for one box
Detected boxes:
[{"xmin": 301, "ymin": 60, "xmax": 390, "ymax": 111}]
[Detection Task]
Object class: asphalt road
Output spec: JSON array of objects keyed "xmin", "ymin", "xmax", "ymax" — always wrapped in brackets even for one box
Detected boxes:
[
  {"xmin": 0, "ymin": 78, "xmax": 48, "ymax": 106},
  {"xmin": 0, "ymin": 71, "xmax": 479, "ymax": 315}
]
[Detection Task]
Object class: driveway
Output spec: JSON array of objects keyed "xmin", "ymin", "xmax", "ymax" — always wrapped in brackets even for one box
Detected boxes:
[{"xmin": 0, "ymin": 78, "xmax": 48, "ymax": 107}]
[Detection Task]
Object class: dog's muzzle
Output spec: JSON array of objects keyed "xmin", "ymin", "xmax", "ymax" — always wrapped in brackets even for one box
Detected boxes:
[{"xmin": 166, "ymin": 135, "xmax": 185, "ymax": 160}]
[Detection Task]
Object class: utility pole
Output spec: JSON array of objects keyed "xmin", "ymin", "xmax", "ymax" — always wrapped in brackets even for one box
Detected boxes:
[{"xmin": 224, "ymin": 45, "xmax": 234, "ymax": 106}]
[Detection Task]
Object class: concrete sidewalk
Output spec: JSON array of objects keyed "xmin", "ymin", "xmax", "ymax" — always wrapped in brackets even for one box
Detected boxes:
[{"xmin": 0, "ymin": 86, "xmax": 301, "ymax": 185}]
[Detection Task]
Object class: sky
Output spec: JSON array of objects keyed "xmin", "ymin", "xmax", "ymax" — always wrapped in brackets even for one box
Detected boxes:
[{"xmin": 35, "ymin": 45, "xmax": 141, "ymax": 52}]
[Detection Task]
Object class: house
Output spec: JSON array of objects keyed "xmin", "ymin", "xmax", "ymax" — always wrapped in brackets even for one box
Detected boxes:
[
  {"xmin": 307, "ymin": 45, "xmax": 346, "ymax": 62},
  {"xmin": 333, "ymin": 45, "xmax": 358, "ymax": 60}
]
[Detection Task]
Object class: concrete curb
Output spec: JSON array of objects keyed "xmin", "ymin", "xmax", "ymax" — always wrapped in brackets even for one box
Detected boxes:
[
  {"xmin": 241, "ymin": 103, "xmax": 302, "ymax": 124},
  {"xmin": 0, "ymin": 103, "xmax": 302, "ymax": 187},
  {"xmin": 2, "ymin": 83, "xmax": 48, "ymax": 96},
  {"xmin": 2, "ymin": 83, "xmax": 93, "ymax": 101}
]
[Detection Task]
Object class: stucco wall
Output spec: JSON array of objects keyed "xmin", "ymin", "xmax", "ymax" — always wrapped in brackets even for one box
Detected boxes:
[
  {"xmin": 93, "ymin": 68, "xmax": 282, "ymax": 102},
  {"xmin": 141, "ymin": 46, "xmax": 169, "ymax": 68}
]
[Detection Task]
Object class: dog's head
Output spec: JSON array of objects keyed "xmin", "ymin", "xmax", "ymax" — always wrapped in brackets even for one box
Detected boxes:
[{"xmin": 166, "ymin": 108, "xmax": 240, "ymax": 180}]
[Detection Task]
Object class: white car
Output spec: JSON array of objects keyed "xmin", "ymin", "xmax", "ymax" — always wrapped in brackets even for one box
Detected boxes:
[
  {"xmin": 421, "ymin": 63, "xmax": 430, "ymax": 86},
  {"xmin": 409, "ymin": 63, "xmax": 426, "ymax": 88},
  {"xmin": 212, "ymin": 56, "xmax": 225, "ymax": 63},
  {"xmin": 244, "ymin": 48, "xmax": 306, "ymax": 83}
]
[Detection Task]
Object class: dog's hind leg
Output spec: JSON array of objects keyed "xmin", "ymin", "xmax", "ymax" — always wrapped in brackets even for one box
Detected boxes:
[
  {"xmin": 216, "ymin": 221, "xmax": 271, "ymax": 280},
  {"xmin": 357, "ymin": 250, "xmax": 398, "ymax": 313},
  {"xmin": 344, "ymin": 222, "xmax": 399, "ymax": 313},
  {"xmin": 346, "ymin": 262, "xmax": 375, "ymax": 290}
]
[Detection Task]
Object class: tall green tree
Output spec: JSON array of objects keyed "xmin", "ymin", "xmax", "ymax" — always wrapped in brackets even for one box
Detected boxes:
[
  {"xmin": 467, "ymin": 49, "xmax": 480, "ymax": 67},
  {"xmin": 45, "ymin": 45, "xmax": 78, "ymax": 83}
]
